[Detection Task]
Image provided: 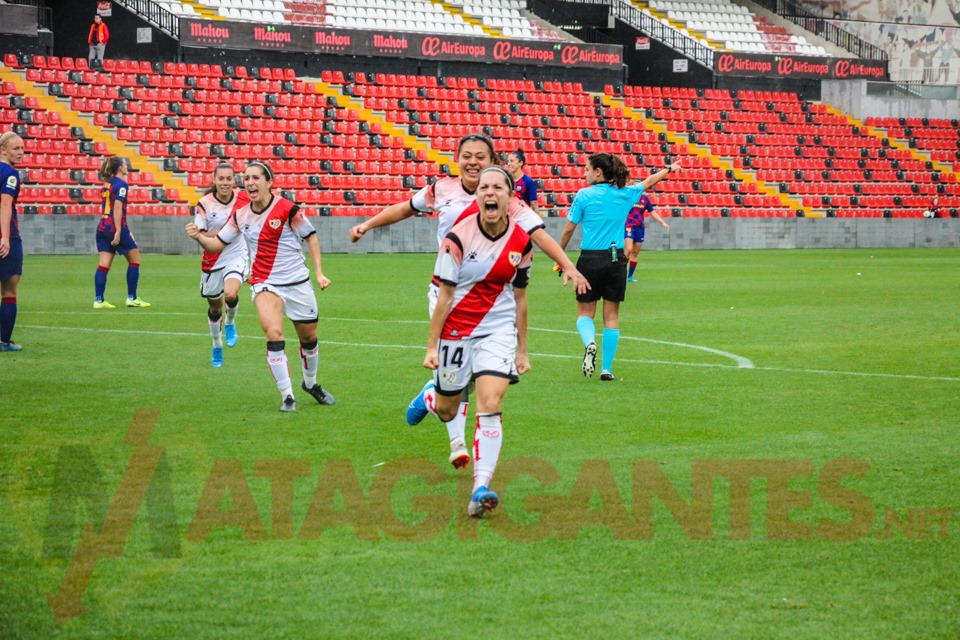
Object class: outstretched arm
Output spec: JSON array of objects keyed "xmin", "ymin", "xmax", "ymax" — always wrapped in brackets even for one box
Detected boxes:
[
  {"xmin": 349, "ymin": 200, "xmax": 418, "ymax": 242},
  {"xmin": 641, "ymin": 162, "xmax": 681, "ymax": 190},
  {"xmin": 529, "ymin": 227, "xmax": 589, "ymax": 295}
]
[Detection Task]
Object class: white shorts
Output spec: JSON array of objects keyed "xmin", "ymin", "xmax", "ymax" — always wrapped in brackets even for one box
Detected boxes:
[
  {"xmin": 435, "ymin": 330, "xmax": 518, "ymax": 396},
  {"xmin": 251, "ymin": 280, "xmax": 318, "ymax": 323},
  {"xmin": 200, "ymin": 257, "xmax": 247, "ymax": 299}
]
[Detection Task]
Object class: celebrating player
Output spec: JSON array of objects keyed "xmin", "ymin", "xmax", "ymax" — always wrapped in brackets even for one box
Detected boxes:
[
  {"xmin": 505, "ymin": 148, "xmax": 540, "ymax": 216},
  {"xmin": 425, "ymin": 166, "xmax": 533, "ymax": 518},
  {"xmin": 0, "ymin": 132, "xmax": 25, "ymax": 351},
  {"xmin": 350, "ymin": 133, "xmax": 587, "ymax": 469},
  {"xmin": 194, "ymin": 163, "xmax": 250, "ymax": 367},
  {"xmin": 624, "ymin": 193, "xmax": 669, "ymax": 282},
  {"xmin": 186, "ymin": 160, "xmax": 335, "ymax": 412},
  {"xmin": 93, "ymin": 156, "xmax": 150, "ymax": 309},
  {"xmin": 559, "ymin": 154, "xmax": 680, "ymax": 381}
]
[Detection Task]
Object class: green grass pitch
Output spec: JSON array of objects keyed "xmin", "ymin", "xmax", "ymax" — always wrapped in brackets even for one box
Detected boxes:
[{"xmin": 1, "ymin": 248, "xmax": 958, "ymax": 638}]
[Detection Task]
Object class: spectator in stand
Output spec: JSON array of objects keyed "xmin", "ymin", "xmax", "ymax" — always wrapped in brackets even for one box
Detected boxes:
[
  {"xmin": 88, "ymin": 15, "xmax": 109, "ymax": 67},
  {"xmin": 923, "ymin": 197, "xmax": 941, "ymax": 218}
]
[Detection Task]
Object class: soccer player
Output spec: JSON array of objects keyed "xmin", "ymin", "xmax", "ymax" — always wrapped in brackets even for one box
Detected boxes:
[
  {"xmin": 194, "ymin": 162, "xmax": 250, "ymax": 367},
  {"xmin": 425, "ymin": 166, "xmax": 533, "ymax": 517},
  {"xmin": 505, "ymin": 148, "xmax": 540, "ymax": 216},
  {"xmin": 186, "ymin": 160, "xmax": 335, "ymax": 412},
  {"xmin": 0, "ymin": 132, "xmax": 25, "ymax": 351},
  {"xmin": 350, "ymin": 133, "xmax": 587, "ymax": 468},
  {"xmin": 93, "ymin": 156, "xmax": 150, "ymax": 309},
  {"xmin": 624, "ymin": 193, "xmax": 669, "ymax": 282},
  {"xmin": 559, "ymin": 154, "xmax": 681, "ymax": 381}
]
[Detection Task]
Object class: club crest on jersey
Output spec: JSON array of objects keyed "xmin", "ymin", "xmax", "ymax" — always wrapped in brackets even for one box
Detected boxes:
[
  {"xmin": 269, "ymin": 218, "xmax": 282, "ymax": 229},
  {"xmin": 508, "ymin": 251, "xmax": 522, "ymax": 266}
]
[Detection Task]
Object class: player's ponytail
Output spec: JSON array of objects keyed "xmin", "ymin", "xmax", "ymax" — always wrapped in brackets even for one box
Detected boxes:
[
  {"xmin": 587, "ymin": 153, "xmax": 630, "ymax": 189},
  {"xmin": 99, "ymin": 156, "xmax": 125, "ymax": 182}
]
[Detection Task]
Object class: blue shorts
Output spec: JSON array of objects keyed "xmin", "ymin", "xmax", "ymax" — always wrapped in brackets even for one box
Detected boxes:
[
  {"xmin": 0, "ymin": 237, "xmax": 23, "ymax": 281},
  {"xmin": 625, "ymin": 224, "xmax": 645, "ymax": 244},
  {"xmin": 96, "ymin": 228, "xmax": 138, "ymax": 255}
]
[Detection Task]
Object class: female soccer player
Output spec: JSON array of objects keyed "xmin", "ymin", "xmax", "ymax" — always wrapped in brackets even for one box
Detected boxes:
[
  {"xmin": 194, "ymin": 162, "xmax": 250, "ymax": 367},
  {"xmin": 0, "ymin": 132, "xmax": 25, "ymax": 351},
  {"xmin": 186, "ymin": 160, "xmax": 335, "ymax": 412},
  {"xmin": 505, "ymin": 148, "xmax": 540, "ymax": 216},
  {"xmin": 350, "ymin": 134, "xmax": 587, "ymax": 469},
  {"xmin": 559, "ymin": 154, "xmax": 681, "ymax": 381},
  {"xmin": 425, "ymin": 166, "xmax": 532, "ymax": 518},
  {"xmin": 93, "ymin": 156, "xmax": 150, "ymax": 309},
  {"xmin": 624, "ymin": 193, "xmax": 669, "ymax": 282}
]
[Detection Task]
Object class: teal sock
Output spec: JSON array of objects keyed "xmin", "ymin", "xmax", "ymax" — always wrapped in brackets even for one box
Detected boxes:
[
  {"xmin": 576, "ymin": 316, "xmax": 595, "ymax": 347},
  {"xmin": 601, "ymin": 328, "xmax": 620, "ymax": 372}
]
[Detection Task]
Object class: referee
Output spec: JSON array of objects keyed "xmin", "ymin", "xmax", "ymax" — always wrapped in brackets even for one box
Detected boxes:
[{"xmin": 558, "ymin": 153, "xmax": 681, "ymax": 380}]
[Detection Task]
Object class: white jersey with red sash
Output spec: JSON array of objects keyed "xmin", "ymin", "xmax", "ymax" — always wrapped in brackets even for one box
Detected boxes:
[
  {"xmin": 434, "ymin": 214, "xmax": 533, "ymax": 340},
  {"xmin": 195, "ymin": 189, "xmax": 250, "ymax": 272},
  {"xmin": 217, "ymin": 195, "xmax": 315, "ymax": 286}
]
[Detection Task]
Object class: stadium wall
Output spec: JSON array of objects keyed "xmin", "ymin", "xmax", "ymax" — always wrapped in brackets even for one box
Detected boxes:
[
  {"xmin": 51, "ymin": 1, "xmax": 178, "ymax": 63},
  {"xmin": 822, "ymin": 80, "xmax": 960, "ymax": 122},
  {"xmin": 19, "ymin": 216, "xmax": 960, "ymax": 255}
]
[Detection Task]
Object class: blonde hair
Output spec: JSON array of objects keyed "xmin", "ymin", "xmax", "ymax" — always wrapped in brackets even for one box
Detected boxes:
[{"xmin": 0, "ymin": 132, "xmax": 21, "ymax": 152}]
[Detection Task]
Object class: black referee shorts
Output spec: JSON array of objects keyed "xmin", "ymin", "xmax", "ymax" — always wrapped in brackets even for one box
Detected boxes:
[{"xmin": 576, "ymin": 249, "xmax": 627, "ymax": 303}]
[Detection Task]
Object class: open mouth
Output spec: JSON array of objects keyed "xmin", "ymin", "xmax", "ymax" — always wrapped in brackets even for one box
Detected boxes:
[{"xmin": 483, "ymin": 201, "xmax": 499, "ymax": 213}]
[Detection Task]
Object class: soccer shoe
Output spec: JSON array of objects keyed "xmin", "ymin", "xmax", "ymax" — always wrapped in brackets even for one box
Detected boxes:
[
  {"xmin": 468, "ymin": 486, "xmax": 499, "ymax": 518},
  {"xmin": 582, "ymin": 341, "xmax": 597, "ymax": 377},
  {"xmin": 126, "ymin": 297, "xmax": 151, "ymax": 308},
  {"xmin": 224, "ymin": 323, "xmax": 238, "ymax": 347},
  {"xmin": 600, "ymin": 370, "xmax": 615, "ymax": 381},
  {"xmin": 280, "ymin": 395, "xmax": 297, "ymax": 412},
  {"xmin": 93, "ymin": 300, "xmax": 116, "ymax": 309},
  {"xmin": 211, "ymin": 347, "xmax": 223, "ymax": 368},
  {"xmin": 0, "ymin": 341, "xmax": 22, "ymax": 352},
  {"xmin": 627, "ymin": 276, "xmax": 638, "ymax": 283},
  {"xmin": 449, "ymin": 437, "xmax": 470, "ymax": 469},
  {"xmin": 405, "ymin": 380, "xmax": 435, "ymax": 426},
  {"xmin": 302, "ymin": 381, "xmax": 336, "ymax": 405}
]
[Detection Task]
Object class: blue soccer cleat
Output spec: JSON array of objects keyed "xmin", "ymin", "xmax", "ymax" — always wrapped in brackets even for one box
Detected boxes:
[
  {"xmin": 405, "ymin": 380, "xmax": 434, "ymax": 425},
  {"xmin": 0, "ymin": 341, "xmax": 23, "ymax": 352},
  {"xmin": 468, "ymin": 486, "xmax": 499, "ymax": 518},
  {"xmin": 224, "ymin": 324, "xmax": 238, "ymax": 347},
  {"xmin": 211, "ymin": 347, "xmax": 223, "ymax": 368},
  {"xmin": 627, "ymin": 276, "xmax": 638, "ymax": 283}
]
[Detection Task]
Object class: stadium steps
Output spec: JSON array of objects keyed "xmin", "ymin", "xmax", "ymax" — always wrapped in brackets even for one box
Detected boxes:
[
  {"xmin": 310, "ymin": 80, "xmax": 456, "ymax": 174},
  {"xmin": 436, "ymin": 1, "xmax": 503, "ymax": 37},
  {"xmin": 601, "ymin": 93, "xmax": 810, "ymax": 217},
  {"xmin": 0, "ymin": 65, "xmax": 191, "ymax": 200},
  {"xmin": 850, "ymin": 113, "xmax": 960, "ymax": 185},
  {"xmin": 182, "ymin": 0, "xmax": 220, "ymax": 20}
]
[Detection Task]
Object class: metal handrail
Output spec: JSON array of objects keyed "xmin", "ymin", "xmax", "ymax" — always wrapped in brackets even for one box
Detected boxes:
[
  {"xmin": 112, "ymin": 0, "xmax": 179, "ymax": 38},
  {"xmin": 613, "ymin": 0, "xmax": 714, "ymax": 67},
  {"xmin": 776, "ymin": 0, "xmax": 886, "ymax": 61}
]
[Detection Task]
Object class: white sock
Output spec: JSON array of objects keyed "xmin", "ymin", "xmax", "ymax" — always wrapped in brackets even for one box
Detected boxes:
[
  {"xmin": 208, "ymin": 315, "xmax": 223, "ymax": 348},
  {"xmin": 300, "ymin": 342, "xmax": 319, "ymax": 388},
  {"xmin": 445, "ymin": 402, "xmax": 468, "ymax": 444},
  {"xmin": 225, "ymin": 299, "xmax": 238, "ymax": 325},
  {"xmin": 473, "ymin": 413, "xmax": 502, "ymax": 490},
  {"xmin": 267, "ymin": 346, "xmax": 293, "ymax": 398}
]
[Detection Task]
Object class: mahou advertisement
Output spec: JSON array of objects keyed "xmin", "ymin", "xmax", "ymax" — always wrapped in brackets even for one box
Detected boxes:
[
  {"xmin": 180, "ymin": 19, "xmax": 623, "ymax": 70},
  {"xmin": 713, "ymin": 51, "xmax": 887, "ymax": 80}
]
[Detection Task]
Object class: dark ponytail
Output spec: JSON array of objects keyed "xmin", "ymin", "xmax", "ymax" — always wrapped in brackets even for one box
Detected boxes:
[{"xmin": 587, "ymin": 153, "xmax": 630, "ymax": 188}]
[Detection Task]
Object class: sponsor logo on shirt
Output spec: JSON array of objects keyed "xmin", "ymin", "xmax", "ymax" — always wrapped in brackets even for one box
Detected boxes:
[
  {"xmin": 5, "ymin": 176, "xmax": 16, "ymax": 189},
  {"xmin": 118, "ymin": 188, "xmax": 127, "ymax": 198}
]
